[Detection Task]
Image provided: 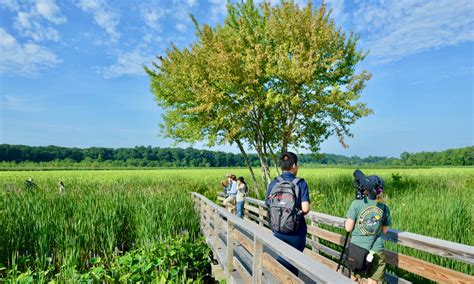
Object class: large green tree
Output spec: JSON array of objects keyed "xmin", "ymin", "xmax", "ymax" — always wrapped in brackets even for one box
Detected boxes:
[{"xmin": 146, "ymin": 0, "xmax": 372, "ymax": 191}]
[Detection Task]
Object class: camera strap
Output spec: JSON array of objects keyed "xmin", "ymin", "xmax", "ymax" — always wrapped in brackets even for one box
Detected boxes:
[{"xmin": 368, "ymin": 203, "xmax": 387, "ymax": 250}]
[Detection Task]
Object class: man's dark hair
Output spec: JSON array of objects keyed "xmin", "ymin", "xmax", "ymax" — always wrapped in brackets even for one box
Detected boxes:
[{"xmin": 280, "ymin": 152, "xmax": 298, "ymax": 171}]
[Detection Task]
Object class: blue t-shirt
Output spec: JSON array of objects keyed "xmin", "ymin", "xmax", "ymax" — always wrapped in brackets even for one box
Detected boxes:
[
  {"xmin": 229, "ymin": 180, "xmax": 238, "ymax": 196},
  {"xmin": 265, "ymin": 172, "xmax": 310, "ymax": 236}
]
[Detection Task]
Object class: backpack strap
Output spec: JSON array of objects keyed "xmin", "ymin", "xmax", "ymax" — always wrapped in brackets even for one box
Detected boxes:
[
  {"xmin": 291, "ymin": 177, "xmax": 301, "ymax": 199},
  {"xmin": 276, "ymin": 176, "xmax": 284, "ymax": 183}
]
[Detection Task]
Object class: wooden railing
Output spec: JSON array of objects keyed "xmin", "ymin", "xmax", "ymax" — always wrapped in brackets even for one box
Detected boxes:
[
  {"xmin": 191, "ymin": 192, "xmax": 353, "ymax": 283},
  {"xmin": 214, "ymin": 194, "xmax": 474, "ymax": 284}
]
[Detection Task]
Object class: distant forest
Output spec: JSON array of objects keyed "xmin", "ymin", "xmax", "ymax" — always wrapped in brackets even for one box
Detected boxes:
[{"xmin": 0, "ymin": 144, "xmax": 472, "ymax": 168}]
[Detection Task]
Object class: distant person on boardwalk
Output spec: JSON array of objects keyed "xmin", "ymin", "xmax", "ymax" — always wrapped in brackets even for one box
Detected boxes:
[
  {"xmin": 221, "ymin": 173, "xmax": 231, "ymax": 196},
  {"xmin": 235, "ymin": 176, "xmax": 248, "ymax": 218},
  {"xmin": 59, "ymin": 181, "xmax": 65, "ymax": 193},
  {"xmin": 223, "ymin": 174, "xmax": 237, "ymax": 212},
  {"xmin": 265, "ymin": 152, "xmax": 310, "ymax": 276},
  {"xmin": 344, "ymin": 175, "xmax": 391, "ymax": 284}
]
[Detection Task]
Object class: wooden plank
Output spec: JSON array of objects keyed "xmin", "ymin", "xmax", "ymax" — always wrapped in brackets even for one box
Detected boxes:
[
  {"xmin": 252, "ymin": 237, "xmax": 263, "ymax": 284},
  {"xmin": 233, "ymin": 256, "xmax": 251, "ymax": 284},
  {"xmin": 244, "ymin": 204, "xmax": 260, "ymax": 214},
  {"xmin": 307, "ymin": 225, "xmax": 474, "ymax": 283},
  {"xmin": 384, "ymin": 229, "xmax": 474, "ymax": 265},
  {"xmin": 384, "ymin": 249, "xmax": 474, "ymax": 283},
  {"xmin": 213, "ymin": 210, "xmax": 222, "ymax": 250},
  {"xmin": 191, "ymin": 193, "xmax": 355, "ymax": 283},
  {"xmin": 311, "ymin": 220, "xmax": 320, "ymax": 253},
  {"xmin": 261, "ymin": 252, "xmax": 304, "ymax": 284},
  {"xmin": 233, "ymin": 228, "xmax": 253, "ymax": 254},
  {"xmin": 304, "ymin": 248, "xmax": 412, "ymax": 284},
  {"xmin": 307, "ymin": 239, "xmax": 341, "ymax": 259},
  {"xmin": 308, "ymin": 226, "xmax": 346, "ymax": 246},
  {"xmin": 307, "ymin": 211, "xmax": 474, "ymax": 265},
  {"xmin": 226, "ymin": 220, "xmax": 235, "ymax": 280}
]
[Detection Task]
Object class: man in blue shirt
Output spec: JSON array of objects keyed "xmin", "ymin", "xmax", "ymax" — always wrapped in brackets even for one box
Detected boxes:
[{"xmin": 265, "ymin": 152, "xmax": 311, "ymax": 276}]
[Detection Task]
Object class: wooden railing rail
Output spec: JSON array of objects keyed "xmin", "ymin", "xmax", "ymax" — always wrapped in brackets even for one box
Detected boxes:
[
  {"xmin": 219, "ymin": 194, "xmax": 474, "ymax": 284},
  {"xmin": 192, "ymin": 192, "xmax": 353, "ymax": 284}
]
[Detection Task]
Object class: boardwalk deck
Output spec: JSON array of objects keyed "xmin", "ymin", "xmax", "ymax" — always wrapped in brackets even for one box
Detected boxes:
[{"xmin": 193, "ymin": 192, "xmax": 474, "ymax": 283}]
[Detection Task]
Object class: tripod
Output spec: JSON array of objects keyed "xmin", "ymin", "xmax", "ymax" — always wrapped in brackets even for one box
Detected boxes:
[{"xmin": 337, "ymin": 231, "xmax": 351, "ymax": 277}]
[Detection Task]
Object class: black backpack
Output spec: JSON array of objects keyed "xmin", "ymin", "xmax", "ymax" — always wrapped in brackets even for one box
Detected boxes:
[{"xmin": 267, "ymin": 176, "xmax": 301, "ymax": 233}]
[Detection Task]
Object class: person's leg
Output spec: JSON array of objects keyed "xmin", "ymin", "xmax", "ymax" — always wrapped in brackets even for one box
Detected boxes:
[
  {"xmin": 274, "ymin": 233, "xmax": 306, "ymax": 276},
  {"xmin": 236, "ymin": 201, "xmax": 244, "ymax": 218},
  {"xmin": 223, "ymin": 196, "xmax": 235, "ymax": 212},
  {"xmin": 366, "ymin": 252, "xmax": 385, "ymax": 284}
]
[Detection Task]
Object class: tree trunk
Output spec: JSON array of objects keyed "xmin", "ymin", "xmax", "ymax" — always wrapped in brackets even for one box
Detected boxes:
[
  {"xmin": 235, "ymin": 139, "xmax": 261, "ymax": 198},
  {"xmin": 268, "ymin": 143, "xmax": 281, "ymax": 176},
  {"xmin": 258, "ymin": 153, "xmax": 272, "ymax": 189}
]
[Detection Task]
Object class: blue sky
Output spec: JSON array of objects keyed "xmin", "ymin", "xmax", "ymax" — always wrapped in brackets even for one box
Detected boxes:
[{"xmin": 0, "ymin": 0, "xmax": 473, "ymax": 158}]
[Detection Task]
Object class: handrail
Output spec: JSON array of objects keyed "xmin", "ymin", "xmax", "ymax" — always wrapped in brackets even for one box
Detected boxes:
[
  {"xmin": 218, "ymin": 193, "xmax": 474, "ymax": 283},
  {"xmin": 192, "ymin": 192, "xmax": 353, "ymax": 283},
  {"xmin": 244, "ymin": 195, "xmax": 474, "ymax": 265}
]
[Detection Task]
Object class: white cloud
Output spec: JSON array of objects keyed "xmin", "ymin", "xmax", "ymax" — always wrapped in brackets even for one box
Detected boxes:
[
  {"xmin": 351, "ymin": 0, "xmax": 474, "ymax": 64},
  {"xmin": 140, "ymin": 5, "xmax": 166, "ymax": 30},
  {"xmin": 35, "ymin": 0, "xmax": 66, "ymax": 24},
  {"xmin": 325, "ymin": 0, "xmax": 347, "ymax": 26},
  {"xmin": 0, "ymin": 28, "xmax": 61, "ymax": 76},
  {"xmin": 209, "ymin": 0, "xmax": 227, "ymax": 21},
  {"xmin": 14, "ymin": 12, "xmax": 61, "ymax": 41},
  {"xmin": 186, "ymin": 0, "xmax": 197, "ymax": 7},
  {"xmin": 176, "ymin": 22, "xmax": 187, "ymax": 32},
  {"xmin": 10, "ymin": 0, "xmax": 66, "ymax": 42},
  {"xmin": 77, "ymin": 0, "xmax": 120, "ymax": 42},
  {"xmin": 0, "ymin": 0, "xmax": 19, "ymax": 11},
  {"xmin": 99, "ymin": 49, "xmax": 153, "ymax": 78}
]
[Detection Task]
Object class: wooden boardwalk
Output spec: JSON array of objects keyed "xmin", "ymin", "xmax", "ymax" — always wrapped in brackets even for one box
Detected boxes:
[{"xmin": 191, "ymin": 192, "xmax": 474, "ymax": 283}]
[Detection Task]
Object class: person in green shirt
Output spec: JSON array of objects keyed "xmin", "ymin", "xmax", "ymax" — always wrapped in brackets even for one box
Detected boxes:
[{"xmin": 345, "ymin": 175, "xmax": 391, "ymax": 284}]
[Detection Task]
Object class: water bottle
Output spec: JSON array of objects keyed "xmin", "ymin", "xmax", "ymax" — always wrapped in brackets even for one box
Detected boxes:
[{"xmin": 366, "ymin": 250, "xmax": 375, "ymax": 262}]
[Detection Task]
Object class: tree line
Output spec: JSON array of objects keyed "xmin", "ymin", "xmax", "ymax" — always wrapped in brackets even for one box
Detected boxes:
[{"xmin": 1, "ymin": 144, "xmax": 472, "ymax": 168}]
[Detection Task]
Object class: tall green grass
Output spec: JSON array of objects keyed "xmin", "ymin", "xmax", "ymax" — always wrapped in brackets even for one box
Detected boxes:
[
  {"xmin": 0, "ymin": 168, "xmax": 472, "ymax": 282},
  {"xmin": 0, "ymin": 171, "xmax": 210, "ymax": 282}
]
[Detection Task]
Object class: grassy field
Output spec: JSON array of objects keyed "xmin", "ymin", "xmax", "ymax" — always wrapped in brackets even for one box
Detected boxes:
[{"xmin": 0, "ymin": 167, "xmax": 472, "ymax": 282}]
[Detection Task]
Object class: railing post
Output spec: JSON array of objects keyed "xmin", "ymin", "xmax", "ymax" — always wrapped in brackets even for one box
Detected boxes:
[
  {"xmin": 213, "ymin": 209, "xmax": 221, "ymax": 249},
  {"xmin": 200, "ymin": 199, "xmax": 205, "ymax": 235},
  {"xmin": 226, "ymin": 220, "xmax": 235, "ymax": 280},
  {"xmin": 311, "ymin": 220, "xmax": 320, "ymax": 253},
  {"xmin": 252, "ymin": 236, "xmax": 263, "ymax": 284},
  {"xmin": 258, "ymin": 205, "xmax": 264, "ymax": 227},
  {"xmin": 206, "ymin": 203, "xmax": 212, "ymax": 235}
]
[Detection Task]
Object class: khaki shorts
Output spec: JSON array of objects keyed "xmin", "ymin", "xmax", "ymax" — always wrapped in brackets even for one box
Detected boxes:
[{"xmin": 355, "ymin": 251, "xmax": 386, "ymax": 281}]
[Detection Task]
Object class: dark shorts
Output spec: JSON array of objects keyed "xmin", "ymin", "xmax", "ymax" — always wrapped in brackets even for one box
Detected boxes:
[{"xmin": 355, "ymin": 251, "xmax": 386, "ymax": 281}]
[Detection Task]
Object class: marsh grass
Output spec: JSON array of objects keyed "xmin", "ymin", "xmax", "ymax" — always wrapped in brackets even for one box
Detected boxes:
[{"xmin": 0, "ymin": 167, "xmax": 472, "ymax": 282}]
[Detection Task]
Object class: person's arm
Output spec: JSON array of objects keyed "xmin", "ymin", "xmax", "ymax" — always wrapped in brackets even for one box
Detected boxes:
[
  {"xmin": 345, "ymin": 218, "xmax": 355, "ymax": 232},
  {"xmin": 301, "ymin": 201, "xmax": 310, "ymax": 215},
  {"xmin": 345, "ymin": 201, "xmax": 357, "ymax": 232},
  {"xmin": 382, "ymin": 226, "xmax": 389, "ymax": 234},
  {"xmin": 299, "ymin": 180, "xmax": 311, "ymax": 215}
]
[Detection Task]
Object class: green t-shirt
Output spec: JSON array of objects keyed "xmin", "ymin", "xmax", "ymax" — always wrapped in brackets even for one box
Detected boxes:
[{"xmin": 346, "ymin": 198, "xmax": 391, "ymax": 252}]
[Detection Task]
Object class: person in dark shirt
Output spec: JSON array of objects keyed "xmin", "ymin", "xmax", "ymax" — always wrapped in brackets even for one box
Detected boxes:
[{"xmin": 265, "ymin": 152, "xmax": 311, "ymax": 276}]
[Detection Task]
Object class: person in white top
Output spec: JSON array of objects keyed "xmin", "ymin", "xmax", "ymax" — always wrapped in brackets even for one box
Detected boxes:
[{"xmin": 236, "ymin": 176, "xmax": 248, "ymax": 218}]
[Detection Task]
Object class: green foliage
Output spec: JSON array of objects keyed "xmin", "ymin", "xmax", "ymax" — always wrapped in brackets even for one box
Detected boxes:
[
  {"xmin": 0, "ymin": 172, "xmax": 210, "ymax": 282},
  {"xmin": 146, "ymin": 0, "xmax": 372, "ymax": 186},
  {"xmin": 2, "ymin": 144, "xmax": 472, "ymax": 169},
  {"xmin": 0, "ymin": 167, "xmax": 473, "ymax": 282}
]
